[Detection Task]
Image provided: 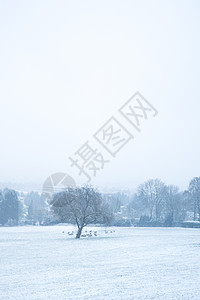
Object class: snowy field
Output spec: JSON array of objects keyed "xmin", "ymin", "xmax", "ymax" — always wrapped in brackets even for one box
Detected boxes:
[{"xmin": 0, "ymin": 226, "xmax": 200, "ymax": 300}]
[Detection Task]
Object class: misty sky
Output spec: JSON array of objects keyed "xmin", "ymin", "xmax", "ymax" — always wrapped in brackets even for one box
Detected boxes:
[{"xmin": 0, "ymin": 0, "xmax": 200, "ymax": 191}]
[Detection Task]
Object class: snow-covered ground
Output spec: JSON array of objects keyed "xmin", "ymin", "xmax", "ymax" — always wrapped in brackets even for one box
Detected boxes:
[{"xmin": 0, "ymin": 226, "xmax": 200, "ymax": 300}]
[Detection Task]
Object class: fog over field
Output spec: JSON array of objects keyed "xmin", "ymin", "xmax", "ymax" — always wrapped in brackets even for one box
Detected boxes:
[
  {"xmin": 0, "ymin": 0, "xmax": 200, "ymax": 190},
  {"xmin": 0, "ymin": 1, "xmax": 200, "ymax": 299}
]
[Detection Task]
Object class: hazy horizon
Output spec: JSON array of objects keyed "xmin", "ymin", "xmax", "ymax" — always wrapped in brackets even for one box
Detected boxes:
[{"xmin": 0, "ymin": 0, "xmax": 200, "ymax": 191}]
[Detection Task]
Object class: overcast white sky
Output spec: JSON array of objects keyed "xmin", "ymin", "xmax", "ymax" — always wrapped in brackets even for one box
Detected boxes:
[{"xmin": 0, "ymin": 0, "xmax": 200, "ymax": 191}]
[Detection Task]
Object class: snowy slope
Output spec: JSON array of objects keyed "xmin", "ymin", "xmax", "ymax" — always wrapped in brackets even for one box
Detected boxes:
[{"xmin": 0, "ymin": 226, "xmax": 200, "ymax": 299}]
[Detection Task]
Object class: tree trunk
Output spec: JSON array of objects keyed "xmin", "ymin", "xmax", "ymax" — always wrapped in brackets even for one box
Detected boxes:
[
  {"xmin": 198, "ymin": 204, "xmax": 200, "ymax": 222},
  {"xmin": 194, "ymin": 198, "xmax": 197, "ymax": 221},
  {"xmin": 149, "ymin": 207, "xmax": 153, "ymax": 221},
  {"xmin": 76, "ymin": 226, "xmax": 83, "ymax": 239}
]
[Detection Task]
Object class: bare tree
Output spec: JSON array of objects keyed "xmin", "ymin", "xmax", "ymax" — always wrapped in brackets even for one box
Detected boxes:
[
  {"xmin": 189, "ymin": 177, "xmax": 200, "ymax": 221},
  {"xmin": 137, "ymin": 179, "xmax": 166, "ymax": 221},
  {"xmin": 51, "ymin": 186, "xmax": 113, "ymax": 238},
  {"xmin": 102, "ymin": 193, "xmax": 122, "ymax": 214},
  {"xmin": 164, "ymin": 185, "xmax": 182, "ymax": 224}
]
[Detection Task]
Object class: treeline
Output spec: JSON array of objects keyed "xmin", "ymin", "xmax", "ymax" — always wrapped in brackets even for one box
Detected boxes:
[
  {"xmin": 103, "ymin": 177, "xmax": 200, "ymax": 226},
  {"xmin": 0, "ymin": 189, "xmax": 24, "ymax": 226},
  {"xmin": 0, "ymin": 190, "xmax": 57, "ymax": 226},
  {"xmin": 0, "ymin": 177, "xmax": 200, "ymax": 227}
]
